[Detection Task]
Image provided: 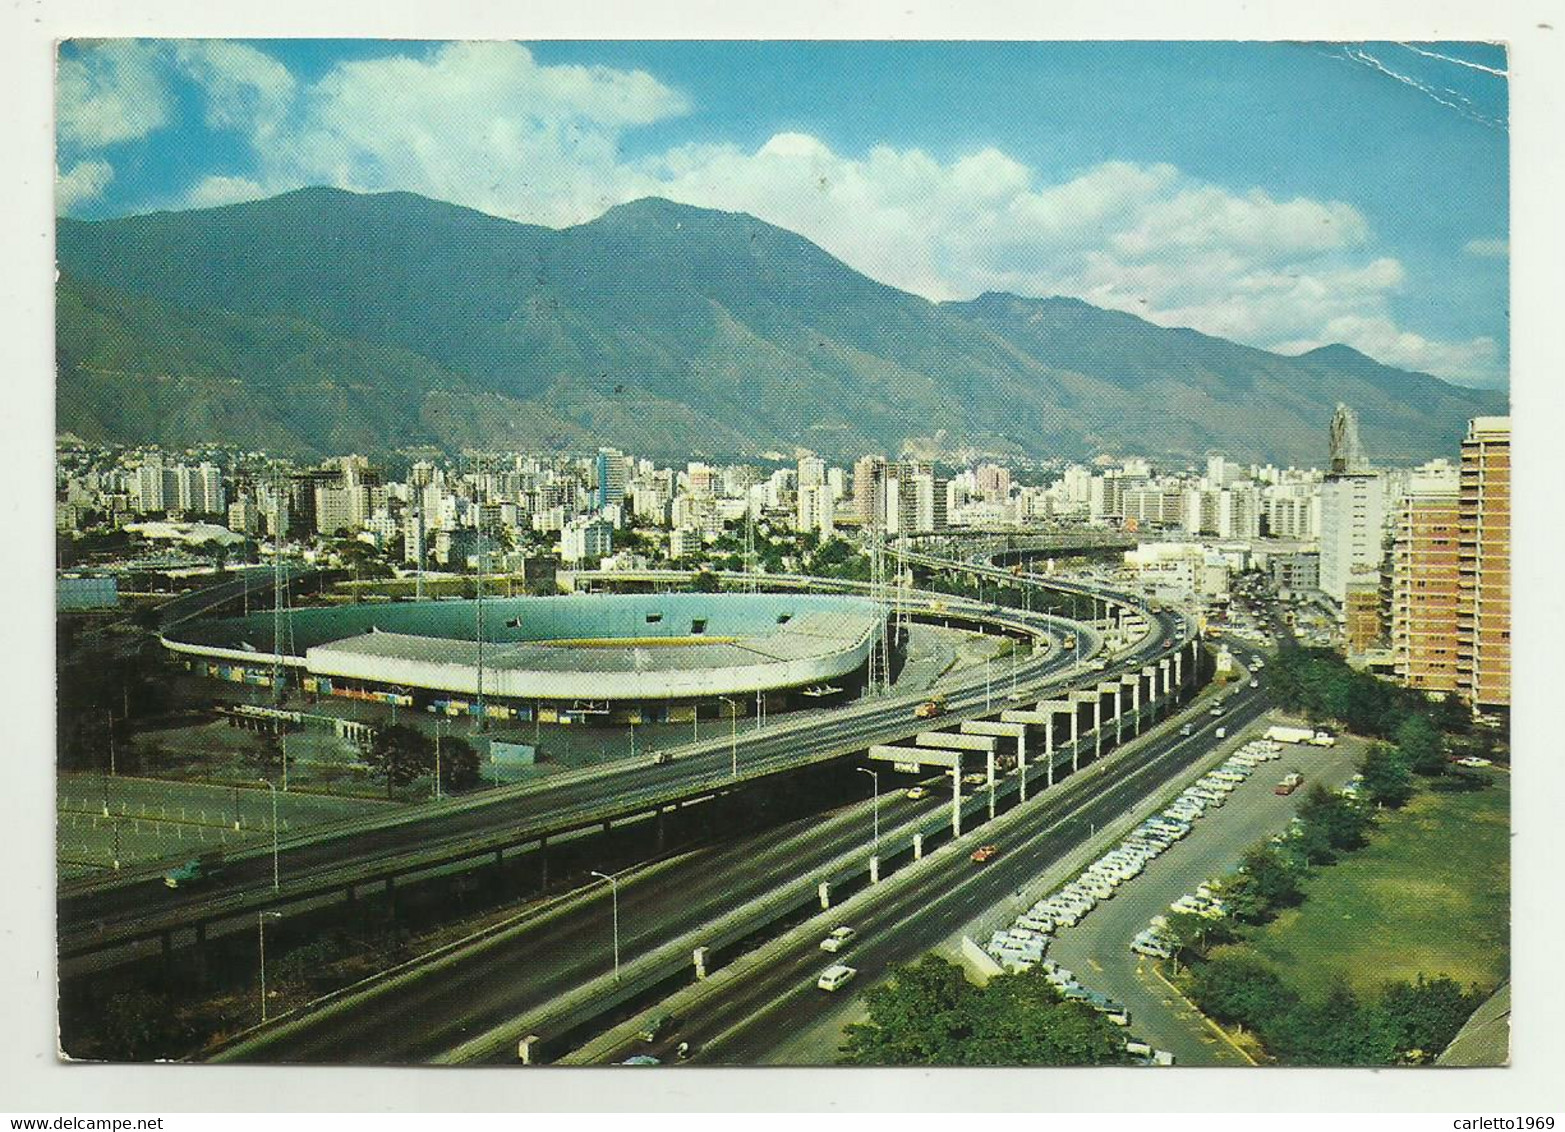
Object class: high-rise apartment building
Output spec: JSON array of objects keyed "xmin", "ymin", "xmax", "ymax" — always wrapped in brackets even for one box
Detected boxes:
[
  {"xmin": 853, "ymin": 455, "xmax": 887, "ymax": 526},
  {"xmin": 797, "ymin": 456, "xmax": 826, "ymax": 491},
  {"xmin": 596, "ymin": 448, "xmax": 628, "ymax": 509},
  {"xmin": 1391, "ymin": 483, "xmax": 1461, "ymax": 693},
  {"xmin": 1456, "ymin": 416, "xmax": 1511, "ymax": 712},
  {"xmin": 796, "ymin": 483, "xmax": 836, "ymax": 538}
]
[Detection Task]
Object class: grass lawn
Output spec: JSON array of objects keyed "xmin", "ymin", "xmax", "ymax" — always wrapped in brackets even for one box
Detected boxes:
[{"xmin": 1212, "ymin": 770, "xmax": 1510, "ymax": 999}]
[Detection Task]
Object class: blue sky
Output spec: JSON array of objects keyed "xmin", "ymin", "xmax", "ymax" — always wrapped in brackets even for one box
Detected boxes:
[{"xmin": 56, "ymin": 40, "xmax": 1509, "ymax": 388}]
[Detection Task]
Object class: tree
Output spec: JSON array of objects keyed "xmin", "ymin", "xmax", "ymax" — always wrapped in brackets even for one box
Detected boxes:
[
  {"xmin": 1297, "ymin": 784, "xmax": 1371, "ymax": 852},
  {"xmin": 1359, "ymin": 743, "xmax": 1415, "ymax": 808},
  {"xmin": 1188, "ymin": 956, "xmax": 1298, "ymax": 1028},
  {"xmin": 692, "ymin": 570, "xmax": 722, "ymax": 593},
  {"xmin": 365, "ymin": 724, "xmax": 434, "ymax": 799},
  {"xmin": 839, "ymin": 955, "xmax": 1126, "ymax": 1066},
  {"xmin": 1379, "ymin": 975, "xmax": 1480, "ymax": 1061},
  {"xmin": 1232, "ymin": 844, "xmax": 1302, "ymax": 921},
  {"xmin": 1164, "ymin": 909, "xmax": 1235, "ymax": 960},
  {"xmin": 438, "ymin": 734, "xmax": 481, "ymax": 793},
  {"xmin": 1396, "ymin": 714, "xmax": 1447, "ymax": 776},
  {"xmin": 840, "ymin": 954, "xmax": 975, "ymax": 1065}
]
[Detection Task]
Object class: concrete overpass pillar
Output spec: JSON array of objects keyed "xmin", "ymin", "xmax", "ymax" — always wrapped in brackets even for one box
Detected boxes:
[
  {"xmin": 913, "ymin": 832, "xmax": 924, "ymax": 860},
  {"xmin": 987, "ymin": 750, "xmax": 996, "ymax": 823},
  {"xmin": 1043, "ymin": 719, "xmax": 1054, "ymax": 788},
  {"xmin": 1173, "ymin": 651, "xmax": 1184, "ymax": 699},
  {"xmin": 694, "ymin": 946, "xmax": 711, "ymax": 980},
  {"xmin": 950, "ymin": 770, "xmax": 962, "ymax": 839},
  {"xmin": 518, "ymin": 1035, "xmax": 541, "ymax": 1065},
  {"xmin": 818, "ymin": 881, "xmax": 831, "ymax": 909},
  {"xmin": 1017, "ymin": 731, "xmax": 1028, "ymax": 803},
  {"xmin": 1093, "ymin": 693, "xmax": 1103, "ymax": 762},
  {"xmin": 1131, "ymin": 678, "xmax": 1142, "ymax": 736},
  {"xmin": 869, "ymin": 855, "xmax": 881, "ymax": 885},
  {"xmin": 1144, "ymin": 665, "xmax": 1159, "ymax": 721},
  {"xmin": 1069, "ymin": 696, "xmax": 1080, "ymax": 773}
]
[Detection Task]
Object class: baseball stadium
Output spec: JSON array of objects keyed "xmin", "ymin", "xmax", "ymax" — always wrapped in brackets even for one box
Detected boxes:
[{"xmin": 161, "ymin": 593, "xmax": 885, "ymax": 725}]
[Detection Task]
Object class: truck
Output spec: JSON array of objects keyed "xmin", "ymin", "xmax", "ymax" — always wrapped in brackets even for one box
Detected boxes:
[
  {"xmin": 914, "ymin": 695, "xmax": 947, "ymax": 720},
  {"xmin": 164, "ymin": 851, "xmax": 225, "ymax": 890},
  {"xmin": 1264, "ymin": 725, "xmax": 1336, "ymax": 747}
]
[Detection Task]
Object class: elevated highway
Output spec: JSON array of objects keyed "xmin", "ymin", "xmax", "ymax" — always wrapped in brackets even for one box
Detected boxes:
[{"xmin": 61, "ymin": 576, "xmax": 1162, "ymax": 969}]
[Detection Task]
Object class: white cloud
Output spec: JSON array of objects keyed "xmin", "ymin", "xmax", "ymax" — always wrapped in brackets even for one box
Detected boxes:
[
  {"xmin": 230, "ymin": 42, "xmax": 689, "ymax": 225},
  {"xmin": 184, "ymin": 174, "xmax": 267, "ymax": 209},
  {"xmin": 56, "ymin": 159, "xmax": 114, "ymax": 211},
  {"xmin": 1277, "ymin": 316, "xmax": 1501, "ymax": 385},
  {"xmin": 173, "ymin": 42, "xmax": 296, "ymax": 137},
  {"xmin": 57, "ymin": 41, "xmax": 173, "ymax": 149},
  {"xmin": 121, "ymin": 41, "xmax": 1500, "ymax": 387},
  {"xmin": 1463, "ymin": 237, "xmax": 1509, "ymax": 258}
]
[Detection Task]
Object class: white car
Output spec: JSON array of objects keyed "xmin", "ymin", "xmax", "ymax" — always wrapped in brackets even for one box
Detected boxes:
[
  {"xmin": 819, "ymin": 926, "xmax": 857, "ymax": 953},
  {"xmin": 817, "ymin": 964, "xmax": 858, "ymax": 992}
]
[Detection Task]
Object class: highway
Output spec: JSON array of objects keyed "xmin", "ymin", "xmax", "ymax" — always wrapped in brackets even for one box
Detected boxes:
[
  {"xmin": 575, "ymin": 683, "xmax": 1273, "ymax": 1066},
  {"xmin": 221, "ymin": 772, "xmax": 955, "ymax": 1063},
  {"xmin": 216, "ymin": 609, "xmax": 1201, "ymax": 1065},
  {"xmin": 60, "ymin": 585, "xmax": 1169, "ymax": 963}
]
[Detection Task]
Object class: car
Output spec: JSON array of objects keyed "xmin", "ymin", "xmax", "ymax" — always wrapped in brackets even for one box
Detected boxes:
[
  {"xmin": 971, "ymin": 844, "xmax": 1000, "ymax": 864},
  {"xmin": 620, "ymin": 1055, "xmax": 661, "ymax": 1066},
  {"xmin": 817, "ymin": 964, "xmax": 858, "ymax": 992},
  {"xmin": 1249, "ymin": 679, "xmax": 1260, "ymax": 689},
  {"xmin": 963, "ymin": 772, "xmax": 989, "ymax": 787},
  {"xmin": 1178, "ymin": 723, "xmax": 1195, "ymax": 737},
  {"xmin": 1215, "ymin": 727, "xmax": 1227, "ymax": 739},
  {"xmin": 819, "ymin": 926, "xmax": 857, "ymax": 953},
  {"xmin": 1209, "ymin": 706, "xmax": 1224, "ymax": 717},
  {"xmin": 905, "ymin": 786, "xmax": 931, "ymax": 800},
  {"xmin": 1456, "ymin": 756, "xmax": 1493, "ymax": 769}
]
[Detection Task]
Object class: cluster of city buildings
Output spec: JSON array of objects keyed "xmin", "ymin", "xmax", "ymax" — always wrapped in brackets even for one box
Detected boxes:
[{"xmin": 57, "ymin": 403, "xmax": 1510, "ymax": 716}]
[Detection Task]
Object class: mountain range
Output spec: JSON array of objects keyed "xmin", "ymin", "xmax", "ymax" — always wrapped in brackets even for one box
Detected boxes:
[{"xmin": 56, "ymin": 187, "xmax": 1506, "ymax": 466}]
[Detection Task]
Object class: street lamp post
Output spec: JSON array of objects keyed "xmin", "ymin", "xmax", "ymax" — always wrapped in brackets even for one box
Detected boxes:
[
  {"xmin": 258, "ymin": 778, "xmax": 279, "ymax": 891},
  {"xmin": 856, "ymin": 767, "xmax": 880, "ymax": 852},
  {"xmin": 589, "ymin": 870, "xmax": 621, "ymax": 982},
  {"xmin": 258, "ymin": 911, "xmax": 282, "ymax": 1023}
]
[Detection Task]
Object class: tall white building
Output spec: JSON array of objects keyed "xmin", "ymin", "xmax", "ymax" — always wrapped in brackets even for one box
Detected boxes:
[
  {"xmin": 561, "ymin": 518, "xmax": 613, "ymax": 564},
  {"xmin": 1319, "ymin": 472, "xmax": 1385, "ymax": 602},
  {"xmin": 196, "ymin": 463, "xmax": 225, "ymax": 515},
  {"xmin": 796, "ymin": 483, "xmax": 836, "ymax": 538}
]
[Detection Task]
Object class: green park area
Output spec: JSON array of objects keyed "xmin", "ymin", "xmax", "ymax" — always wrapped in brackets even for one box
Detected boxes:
[{"xmin": 1214, "ymin": 770, "xmax": 1509, "ymax": 1002}]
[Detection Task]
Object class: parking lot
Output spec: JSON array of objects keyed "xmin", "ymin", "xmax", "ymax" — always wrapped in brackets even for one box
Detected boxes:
[{"xmin": 1044, "ymin": 729, "xmax": 1366, "ymax": 1064}]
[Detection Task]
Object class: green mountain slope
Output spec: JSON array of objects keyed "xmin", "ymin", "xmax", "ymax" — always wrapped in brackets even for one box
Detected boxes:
[{"xmin": 56, "ymin": 188, "xmax": 1506, "ymax": 463}]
